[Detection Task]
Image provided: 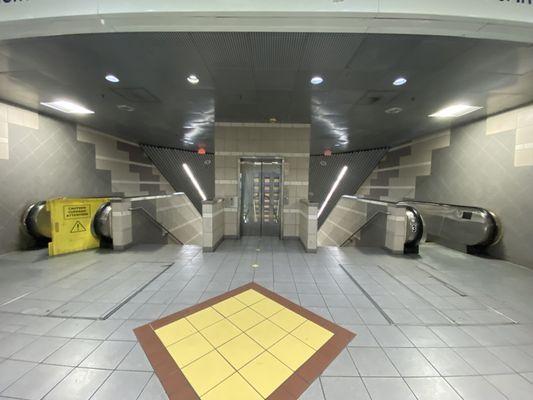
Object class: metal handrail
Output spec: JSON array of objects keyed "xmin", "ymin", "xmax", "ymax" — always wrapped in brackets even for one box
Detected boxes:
[
  {"xmin": 340, "ymin": 211, "xmax": 389, "ymax": 247},
  {"xmin": 129, "ymin": 207, "xmax": 183, "ymax": 245}
]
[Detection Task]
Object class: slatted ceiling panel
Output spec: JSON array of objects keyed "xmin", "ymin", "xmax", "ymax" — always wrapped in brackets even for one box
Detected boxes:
[
  {"xmin": 299, "ymin": 33, "xmax": 364, "ymax": 70},
  {"xmin": 191, "ymin": 32, "xmax": 254, "ymax": 69},
  {"xmin": 141, "ymin": 145, "xmax": 215, "ymax": 213},
  {"xmin": 309, "ymin": 148, "xmax": 388, "ymax": 226},
  {"xmin": 250, "ymin": 32, "xmax": 308, "ymax": 71}
]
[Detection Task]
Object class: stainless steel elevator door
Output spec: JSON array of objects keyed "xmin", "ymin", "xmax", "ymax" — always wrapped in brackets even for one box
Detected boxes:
[{"xmin": 240, "ymin": 159, "xmax": 282, "ymax": 237}]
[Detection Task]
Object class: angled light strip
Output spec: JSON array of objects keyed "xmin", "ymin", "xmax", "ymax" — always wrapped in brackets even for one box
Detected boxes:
[
  {"xmin": 40, "ymin": 100, "xmax": 94, "ymax": 114},
  {"xmin": 318, "ymin": 165, "xmax": 348, "ymax": 218},
  {"xmin": 182, "ymin": 163, "xmax": 207, "ymax": 201},
  {"xmin": 429, "ymin": 104, "xmax": 482, "ymax": 118}
]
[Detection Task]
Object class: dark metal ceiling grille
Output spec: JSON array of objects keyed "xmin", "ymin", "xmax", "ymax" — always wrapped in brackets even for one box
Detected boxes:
[
  {"xmin": 142, "ymin": 145, "xmax": 215, "ymax": 212},
  {"xmin": 309, "ymin": 148, "xmax": 388, "ymax": 226}
]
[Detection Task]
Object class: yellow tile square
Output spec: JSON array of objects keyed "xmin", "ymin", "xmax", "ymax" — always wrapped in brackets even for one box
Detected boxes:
[
  {"xmin": 291, "ymin": 320, "xmax": 334, "ymax": 350},
  {"xmin": 200, "ymin": 319, "xmax": 241, "ymax": 347},
  {"xmin": 212, "ymin": 297, "xmax": 247, "ymax": 317},
  {"xmin": 246, "ymin": 319, "xmax": 287, "ymax": 349},
  {"xmin": 202, "ymin": 373, "xmax": 262, "ymax": 400},
  {"xmin": 269, "ymin": 334, "xmax": 316, "ymax": 371},
  {"xmin": 155, "ymin": 318, "xmax": 196, "ymax": 347},
  {"xmin": 182, "ymin": 350, "xmax": 235, "ymax": 396},
  {"xmin": 250, "ymin": 298, "xmax": 284, "ymax": 318},
  {"xmin": 218, "ymin": 333, "xmax": 264, "ymax": 369},
  {"xmin": 239, "ymin": 352, "xmax": 293, "ymax": 398},
  {"xmin": 233, "ymin": 289, "xmax": 265, "ymax": 306},
  {"xmin": 186, "ymin": 307, "xmax": 224, "ymax": 330},
  {"xmin": 227, "ymin": 307, "xmax": 265, "ymax": 331},
  {"xmin": 269, "ymin": 308, "xmax": 306, "ymax": 332},
  {"xmin": 167, "ymin": 332, "xmax": 214, "ymax": 368}
]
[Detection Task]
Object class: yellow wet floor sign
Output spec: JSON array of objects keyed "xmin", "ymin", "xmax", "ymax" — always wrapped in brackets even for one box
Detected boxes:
[{"xmin": 47, "ymin": 198, "xmax": 109, "ymax": 256}]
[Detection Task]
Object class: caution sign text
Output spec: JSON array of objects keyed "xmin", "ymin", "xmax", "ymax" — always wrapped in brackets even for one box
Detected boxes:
[{"xmin": 64, "ymin": 205, "xmax": 91, "ymax": 220}]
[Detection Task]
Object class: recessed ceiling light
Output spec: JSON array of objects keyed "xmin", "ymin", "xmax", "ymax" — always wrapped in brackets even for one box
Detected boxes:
[
  {"xmin": 385, "ymin": 107, "xmax": 403, "ymax": 114},
  {"xmin": 105, "ymin": 74, "xmax": 119, "ymax": 83},
  {"xmin": 41, "ymin": 100, "xmax": 94, "ymax": 115},
  {"xmin": 117, "ymin": 104, "xmax": 135, "ymax": 112},
  {"xmin": 187, "ymin": 74, "xmax": 199, "ymax": 85},
  {"xmin": 310, "ymin": 76, "xmax": 324, "ymax": 85},
  {"xmin": 429, "ymin": 104, "xmax": 483, "ymax": 118},
  {"xmin": 393, "ymin": 77, "xmax": 407, "ymax": 86}
]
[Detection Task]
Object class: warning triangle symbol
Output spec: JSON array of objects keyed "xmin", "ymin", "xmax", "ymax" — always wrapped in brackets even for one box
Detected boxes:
[{"xmin": 71, "ymin": 221, "xmax": 87, "ymax": 233}]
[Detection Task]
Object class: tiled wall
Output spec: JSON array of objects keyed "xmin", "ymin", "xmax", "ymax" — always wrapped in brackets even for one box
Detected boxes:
[
  {"xmin": 356, "ymin": 103, "xmax": 533, "ymax": 268},
  {"xmin": 0, "ymin": 102, "xmax": 176, "ymax": 254},
  {"xmin": 298, "ymin": 200, "xmax": 318, "ymax": 253},
  {"xmin": 214, "ymin": 123, "xmax": 310, "ymax": 238},
  {"xmin": 202, "ymin": 199, "xmax": 225, "ymax": 252},
  {"xmin": 77, "ymin": 126, "xmax": 174, "ymax": 197}
]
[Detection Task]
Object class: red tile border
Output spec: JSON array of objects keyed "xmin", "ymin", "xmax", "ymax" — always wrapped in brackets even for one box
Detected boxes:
[{"xmin": 134, "ymin": 282, "xmax": 356, "ymax": 400}]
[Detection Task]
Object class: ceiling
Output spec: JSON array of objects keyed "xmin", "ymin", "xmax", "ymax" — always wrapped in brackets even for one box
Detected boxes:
[{"xmin": 1, "ymin": 32, "xmax": 533, "ymax": 153}]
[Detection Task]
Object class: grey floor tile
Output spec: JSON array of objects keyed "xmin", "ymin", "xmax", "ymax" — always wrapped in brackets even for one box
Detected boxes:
[
  {"xmin": 1, "ymin": 363, "xmax": 72, "ymax": 400},
  {"xmin": 299, "ymin": 379, "xmax": 325, "ymax": 400},
  {"xmin": 11, "ymin": 336, "xmax": 69, "ymax": 363},
  {"xmin": 76, "ymin": 320, "xmax": 123, "ymax": 340},
  {"xmin": 368, "ymin": 326, "xmax": 413, "ymax": 348},
  {"xmin": 108, "ymin": 320, "xmax": 148, "ymax": 341},
  {"xmin": 328, "ymin": 307, "xmax": 364, "ymax": 325},
  {"xmin": 398, "ymin": 326, "xmax": 447, "ymax": 348},
  {"xmin": 349, "ymin": 347, "xmax": 399, "ymax": 377},
  {"xmin": 345, "ymin": 325, "xmax": 379, "ymax": 347},
  {"xmin": 356, "ymin": 308, "xmax": 390, "ymax": 325},
  {"xmin": 363, "ymin": 377, "xmax": 417, "ymax": 400},
  {"xmin": 384, "ymin": 348, "xmax": 439, "ymax": 377},
  {"xmin": 485, "ymin": 374, "xmax": 533, "ymax": 400},
  {"xmin": 405, "ymin": 377, "xmax": 462, "ymax": 400},
  {"xmin": 420, "ymin": 348, "xmax": 477, "ymax": 376},
  {"xmin": 446, "ymin": 376, "xmax": 507, "ymax": 400},
  {"xmin": 0, "ymin": 359, "xmax": 37, "ymax": 392},
  {"xmin": 487, "ymin": 346, "xmax": 533, "ymax": 372},
  {"xmin": 79, "ymin": 341, "xmax": 135, "ymax": 369},
  {"xmin": 0, "ymin": 333, "xmax": 38, "ymax": 358},
  {"xmin": 90, "ymin": 370, "xmax": 152, "ymax": 400},
  {"xmin": 43, "ymin": 368, "xmax": 111, "ymax": 400},
  {"xmin": 44, "ymin": 319, "xmax": 94, "ymax": 338},
  {"xmin": 322, "ymin": 349, "xmax": 358, "ymax": 377},
  {"xmin": 430, "ymin": 326, "xmax": 480, "ymax": 347},
  {"xmin": 299, "ymin": 294, "xmax": 326, "ymax": 307},
  {"xmin": 117, "ymin": 343, "xmax": 153, "ymax": 372},
  {"xmin": 45, "ymin": 339, "xmax": 102, "ymax": 367},
  {"xmin": 321, "ymin": 376, "xmax": 370, "ymax": 400},
  {"xmin": 137, "ymin": 374, "xmax": 168, "ymax": 400},
  {"xmin": 454, "ymin": 347, "xmax": 514, "ymax": 375}
]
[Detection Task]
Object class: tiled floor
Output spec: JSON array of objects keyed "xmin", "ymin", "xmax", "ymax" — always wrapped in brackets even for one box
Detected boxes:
[{"xmin": 0, "ymin": 238, "xmax": 532, "ymax": 399}]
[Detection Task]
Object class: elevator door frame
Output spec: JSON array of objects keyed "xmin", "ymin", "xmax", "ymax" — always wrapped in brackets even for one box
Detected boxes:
[{"xmin": 238, "ymin": 157, "xmax": 284, "ymax": 239}]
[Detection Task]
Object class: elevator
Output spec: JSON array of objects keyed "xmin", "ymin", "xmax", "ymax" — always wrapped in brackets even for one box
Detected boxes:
[{"xmin": 239, "ymin": 158, "xmax": 283, "ymax": 237}]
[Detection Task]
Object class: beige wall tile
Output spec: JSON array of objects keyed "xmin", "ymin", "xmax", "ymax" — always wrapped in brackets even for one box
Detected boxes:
[
  {"xmin": 515, "ymin": 148, "xmax": 533, "ymax": 167},
  {"xmin": 487, "ymin": 109, "xmax": 518, "ymax": 135},
  {"xmin": 0, "ymin": 142, "xmax": 9, "ymax": 160}
]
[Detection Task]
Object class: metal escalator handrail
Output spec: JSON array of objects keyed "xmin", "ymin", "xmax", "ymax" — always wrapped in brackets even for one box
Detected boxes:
[
  {"xmin": 129, "ymin": 207, "xmax": 183, "ymax": 245},
  {"xmin": 341, "ymin": 211, "xmax": 390, "ymax": 247}
]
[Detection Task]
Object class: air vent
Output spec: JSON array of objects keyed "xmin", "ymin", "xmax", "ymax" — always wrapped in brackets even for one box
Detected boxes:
[{"xmin": 111, "ymin": 87, "xmax": 160, "ymax": 103}]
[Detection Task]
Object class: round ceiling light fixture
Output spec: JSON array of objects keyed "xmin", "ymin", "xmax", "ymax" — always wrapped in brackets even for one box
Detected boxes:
[
  {"xmin": 117, "ymin": 104, "xmax": 135, "ymax": 112},
  {"xmin": 385, "ymin": 107, "xmax": 403, "ymax": 114},
  {"xmin": 393, "ymin": 77, "xmax": 407, "ymax": 86},
  {"xmin": 105, "ymin": 74, "xmax": 120, "ymax": 83},
  {"xmin": 187, "ymin": 74, "xmax": 200, "ymax": 85},
  {"xmin": 310, "ymin": 76, "xmax": 324, "ymax": 85}
]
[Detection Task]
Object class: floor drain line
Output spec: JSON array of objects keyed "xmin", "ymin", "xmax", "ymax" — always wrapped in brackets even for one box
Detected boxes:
[
  {"xmin": 338, "ymin": 263, "xmax": 394, "ymax": 325},
  {"xmin": 100, "ymin": 263, "xmax": 173, "ymax": 320}
]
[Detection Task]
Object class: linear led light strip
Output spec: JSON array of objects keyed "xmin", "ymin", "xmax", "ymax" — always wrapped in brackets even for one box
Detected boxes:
[
  {"xmin": 183, "ymin": 163, "xmax": 207, "ymax": 201},
  {"xmin": 318, "ymin": 165, "xmax": 348, "ymax": 218}
]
